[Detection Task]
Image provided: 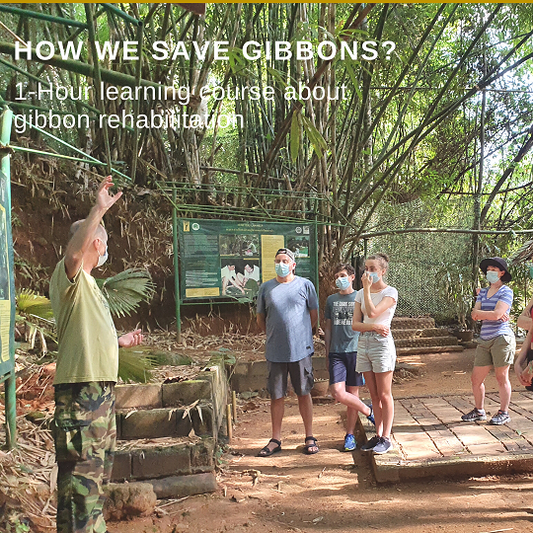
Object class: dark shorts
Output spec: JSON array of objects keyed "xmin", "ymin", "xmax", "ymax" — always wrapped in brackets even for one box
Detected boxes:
[
  {"xmin": 328, "ymin": 352, "xmax": 365, "ymax": 387},
  {"xmin": 267, "ymin": 355, "xmax": 314, "ymax": 400}
]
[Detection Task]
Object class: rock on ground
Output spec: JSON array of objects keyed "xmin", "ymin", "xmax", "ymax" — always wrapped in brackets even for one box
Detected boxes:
[{"xmin": 104, "ymin": 482, "xmax": 157, "ymax": 521}]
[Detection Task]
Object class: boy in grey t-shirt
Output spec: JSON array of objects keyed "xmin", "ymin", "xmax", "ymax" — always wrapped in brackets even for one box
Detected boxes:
[
  {"xmin": 324, "ymin": 264, "xmax": 374, "ymax": 451},
  {"xmin": 256, "ymin": 248, "xmax": 319, "ymax": 457}
]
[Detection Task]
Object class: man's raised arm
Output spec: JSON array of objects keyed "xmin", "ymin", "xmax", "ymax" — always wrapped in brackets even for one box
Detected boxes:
[{"xmin": 65, "ymin": 176, "xmax": 122, "ymax": 279}]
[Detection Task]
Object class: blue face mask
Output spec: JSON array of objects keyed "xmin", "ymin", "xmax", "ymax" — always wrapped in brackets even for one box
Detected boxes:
[
  {"xmin": 486, "ymin": 271, "xmax": 500, "ymax": 284},
  {"xmin": 368, "ymin": 272, "xmax": 380, "ymax": 284},
  {"xmin": 336, "ymin": 276, "xmax": 351, "ymax": 290},
  {"xmin": 275, "ymin": 262, "xmax": 292, "ymax": 278}
]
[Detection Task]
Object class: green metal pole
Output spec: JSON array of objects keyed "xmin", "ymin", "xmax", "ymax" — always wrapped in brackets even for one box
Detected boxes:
[
  {"xmin": 0, "ymin": 5, "xmax": 88, "ymax": 28},
  {"xmin": 85, "ymin": 4, "xmax": 112, "ymax": 176},
  {"xmin": 0, "ymin": 42, "xmax": 168, "ymax": 90},
  {"xmin": 9, "ymin": 145, "xmax": 106, "ymax": 165},
  {"xmin": 172, "ymin": 188, "xmax": 182, "ymax": 343},
  {"xmin": 103, "ymin": 3, "xmax": 141, "ymax": 26},
  {"xmin": 130, "ymin": 22, "xmax": 144, "ymax": 183},
  {"xmin": 1, "ymin": 108, "xmax": 16, "ymax": 449},
  {"xmin": 0, "ymin": 57, "xmax": 99, "ymax": 116},
  {"xmin": 314, "ymin": 212, "xmax": 320, "ymax": 330}
]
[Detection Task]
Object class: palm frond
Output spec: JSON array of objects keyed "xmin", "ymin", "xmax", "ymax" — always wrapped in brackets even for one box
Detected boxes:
[
  {"xmin": 96, "ymin": 269, "xmax": 155, "ymax": 318},
  {"xmin": 16, "ymin": 289, "xmax": 54, "ymax": 322},
  {"xmin": 118, "ymin": 349, "xmax": 155, "ymax": 383}
]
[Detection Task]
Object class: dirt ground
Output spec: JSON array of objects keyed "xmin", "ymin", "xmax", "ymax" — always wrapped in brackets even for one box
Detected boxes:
[{"xmin": 110, "ymin": 348, "xmax": 533, "ymax": 533}]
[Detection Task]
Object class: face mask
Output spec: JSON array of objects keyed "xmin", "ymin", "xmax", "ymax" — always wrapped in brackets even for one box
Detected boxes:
[
  {"xmin": 275, "ymin": 262, "xmax": 291, "ymax": 278},
  {"xmin": 336, "ymin": 276, "xmax": 351, "ymax": 290},
  {"xmin": 368, "ymin": 272, "xmax": 380, "ymax": 284},
  {"xmin": 97, "ymin": 246, "xmax": 108, "ymax": 268},
  {"xmin": 486, "ymin": 271, "xmax": 500, "ymax": 284}
]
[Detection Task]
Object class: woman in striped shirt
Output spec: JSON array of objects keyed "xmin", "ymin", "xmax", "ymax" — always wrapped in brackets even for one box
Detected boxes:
[{"xmin": 462, "ymin": 257, "xmax": 515, "ymax": 425}]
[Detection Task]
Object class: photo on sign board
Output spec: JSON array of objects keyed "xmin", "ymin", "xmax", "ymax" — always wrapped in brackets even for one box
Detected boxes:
[
  {"xmin": 287, "ymin": 237, "xmax": 310, "ymax": 259},
  {"xmin": 220, "ymin": 258, "xmax": 260, "ymax": 298},
  {"xmin": 219, "ymin": 234, "xmax": 260, "ymax": 258}
]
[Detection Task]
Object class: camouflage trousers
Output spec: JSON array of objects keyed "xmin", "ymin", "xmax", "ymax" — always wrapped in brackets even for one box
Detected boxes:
[{"xmin": 53, "ymin": 382, "xmax": 116, "ymax": 533}]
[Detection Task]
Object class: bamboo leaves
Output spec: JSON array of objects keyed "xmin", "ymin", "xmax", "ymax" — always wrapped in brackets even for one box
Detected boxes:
[
  {"xmin": 290, "ymin": 109, "xmax": 328, "ymax": 162},
  {"xmin": 301, "ymin": 113, "xmax": 328, "ymax": 159}
]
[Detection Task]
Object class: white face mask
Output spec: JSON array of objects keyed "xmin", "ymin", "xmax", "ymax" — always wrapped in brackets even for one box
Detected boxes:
[
  {"xmin": 97, "ymin": 244, "xmax": 108, "ymax": 267},
  {"xmin": 486, "ymin": 271, "xmax": 500, "ymax": 284}
]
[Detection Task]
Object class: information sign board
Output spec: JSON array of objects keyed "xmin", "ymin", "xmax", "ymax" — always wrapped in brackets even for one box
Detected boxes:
[
  {"xmin": 178, "ymin": 219, "xmax": 317, "ymax": 300},
  {"xmin": 0, "ymin": 166, "xmax": 15, "ymax": 377}
]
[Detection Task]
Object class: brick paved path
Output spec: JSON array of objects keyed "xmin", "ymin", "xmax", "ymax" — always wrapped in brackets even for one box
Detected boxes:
[{"xmin": 364, "ymin": 391, "xmax": 533, "ymax": 482}]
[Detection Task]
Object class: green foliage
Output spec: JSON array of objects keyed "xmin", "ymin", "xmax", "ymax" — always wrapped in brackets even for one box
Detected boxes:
[
  {"xmin": 16, "ymin": 289, "xmax": 54, "ymax": 322},
  {"xmin": 4, "ymin": 3, "xmax": 533, "ymax": 279},
  {"xmin": 290, "ymin": 110, "xmax": 300, "ymax": 163},
  {"xmin": 301, "ymin": 113, "xmax": 328, "ymax": 159},
  {"xmin": 117, "ymin": 348, "xmax": 155, "ymax": 384},
  {"xmin": 147, "ymin": 350, "xmax": 193, "ymax": 366},
  {"xmin": 435, "ymin": 263, "xmax": 476, "ymax": 329},
  {"xmin": 95, "ymin": 269, "xmax": 155, "ymax": 319},
  {"xmin": 15, "ymin": 273, "xmax": 156, "ymax": 380},
  {"xmin": 16, "ymin": 289, "xmax": 55, "ymax": 354},
  {"xmin": 212, "ymin": 347, "xmax": 237, "ymax": 366},
  {"xmin": 508, "ymin": 263, "xmax": 533, "ymax": 323},
  {"xmin": 6, "ymin": 517, "xmax": 30, "ymax": 533}
]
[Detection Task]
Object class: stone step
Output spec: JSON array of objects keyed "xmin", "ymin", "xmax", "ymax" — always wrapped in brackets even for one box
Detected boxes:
[
  {"xmin": 116, "ymin": 403, "xmax": 214, "ymax": 440},
  {"xmin": 113, "ymin": 355, "xmax": 229, "ymax": 443},
  {"xmin": 395, "ymin": 336, "xmax": 460, "ymax": 349},
  {"xmin": 112, "ymin": 437, "xmax": 215, "ymax": 483},
  {"xmin": 115, "ymin": 380, "xmax": 212, "ymax": 410},
  {"xmin": 392, "ymin": 317, "xmax": 436, "ymax": 330},
  {"xmin": 397, "ymin": 345, "xmax": 464, "ymax": 356},
  {"xmin": 393, "ymin": 328, "xmax": 451, "ymax": 340}
]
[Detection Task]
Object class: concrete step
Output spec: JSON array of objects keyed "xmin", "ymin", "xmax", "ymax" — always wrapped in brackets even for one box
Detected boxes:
[
  {"xmin": 112, "ymin": 437, "xmax": 215, "ymax": 483},
  {"xmin": 393, "ymin": 328, "xmax": 451, "ymax": 340},
  {"xmin": 392, "ymin": 317, "xmax": 436, "ymax": 330},
  {"xmin": 116, "ymin": 403, "xmax": 215, "ymax": 440},
  {"xmin": 397, "ymin": 345, "xmax": 464, "ymax": 356},
  {"xmin": 114, "ymin": 355, "xmax": 228, "ymax": 442},
  {"xmin": 395, "ymin": 336, "xmax": 460, "ymax": 349}
]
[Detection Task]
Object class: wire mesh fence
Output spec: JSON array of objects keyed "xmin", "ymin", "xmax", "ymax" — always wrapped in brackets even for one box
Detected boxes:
[{"xmin": 364, "ymin": 198, "xmax": 474, "ymax": 320}]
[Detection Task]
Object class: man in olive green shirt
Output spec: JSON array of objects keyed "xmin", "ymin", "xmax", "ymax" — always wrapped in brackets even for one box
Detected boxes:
[{"xmin": 50, "ymin": 176, "xmax": 142, "ymax": 533}]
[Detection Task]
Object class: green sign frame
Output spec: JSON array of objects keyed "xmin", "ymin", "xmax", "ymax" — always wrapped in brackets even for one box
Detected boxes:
[
  {"xmin": 173, "ymin": 217, "xmax": 319, "ymax": 339},
  {"xmin": 178, "ymin": 218, "xmax": 318, "ymax": 300},
  {"xmin": 0, "ymin": 108, "xmax": 17, "ymax": 448}
]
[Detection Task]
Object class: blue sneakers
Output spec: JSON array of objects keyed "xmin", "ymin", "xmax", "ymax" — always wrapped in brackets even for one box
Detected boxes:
[
  {"xmin": 366, "ymin": 405, "xmax": 375, "ymax": 426},
  {"xmin": 343, "ymin": 433, "xmax": 357, "ymax": 451}
]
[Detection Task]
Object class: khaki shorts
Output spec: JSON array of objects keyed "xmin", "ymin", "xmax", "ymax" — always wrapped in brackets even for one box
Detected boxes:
[
  {"xmin": 474, "ymin": 334, "xmax": 516, "ymax": 367},
  {"xmin": 356, "ymin": 331, "xmax": 396, "ymax": 373}
]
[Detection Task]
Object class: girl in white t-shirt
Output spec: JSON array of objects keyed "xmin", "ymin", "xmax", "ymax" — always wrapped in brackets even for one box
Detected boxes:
[{"xmin": 351, "ymin": 253, "xmax": 398, "ymax": 455}]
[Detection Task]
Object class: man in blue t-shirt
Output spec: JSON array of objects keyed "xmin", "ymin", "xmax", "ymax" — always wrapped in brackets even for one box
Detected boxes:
[
  {"xmin": 462, "ymin": 257, "xmax": 516, "ymax": 425},
  {"xmin": 256, "ymin": 248, "xmax": 319, "ymax": 456},
  {"xmin": 325, "ymin": 264, "xmax": 374, "ymax": 452}
]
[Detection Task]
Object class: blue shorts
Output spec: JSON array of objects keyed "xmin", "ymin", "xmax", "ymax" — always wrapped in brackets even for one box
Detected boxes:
[{"xmin": 328, "ymin": 352, "xmax": 365, "ymax": 387}]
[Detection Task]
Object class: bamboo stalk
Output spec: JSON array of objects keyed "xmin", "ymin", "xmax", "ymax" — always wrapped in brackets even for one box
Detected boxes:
[
  {"xmin": 232, "ymin": 391, "xmax": 237, "ymax": 423},
  {"xmin": 226, "ymin": 404, "xmax": 233, "ymax": 441}
]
